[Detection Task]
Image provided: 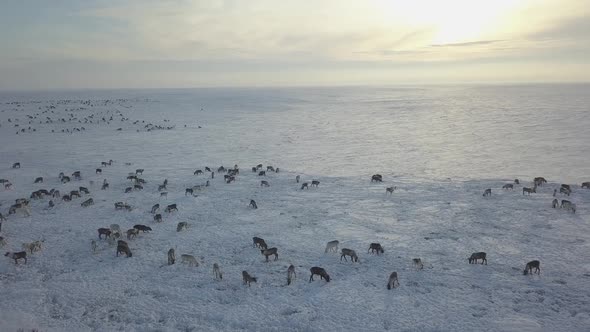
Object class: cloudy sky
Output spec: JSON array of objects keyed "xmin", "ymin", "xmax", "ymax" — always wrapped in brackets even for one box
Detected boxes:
[{"xmin": 1, "ymin": 0, "xmax": 589, "ymax": 90}]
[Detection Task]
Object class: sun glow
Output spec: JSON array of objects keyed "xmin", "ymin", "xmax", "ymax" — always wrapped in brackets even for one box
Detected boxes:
[{"xmin": 378, "ymin": 0, "xmax": 521, "ymax": 45}]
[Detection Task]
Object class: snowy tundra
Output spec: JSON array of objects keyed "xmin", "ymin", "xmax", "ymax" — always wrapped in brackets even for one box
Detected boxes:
[{"xmin": 0, "ymin": 86, "xmax": 589, "ymax": 331}]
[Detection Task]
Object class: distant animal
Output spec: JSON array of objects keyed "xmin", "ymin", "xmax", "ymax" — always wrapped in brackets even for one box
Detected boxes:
[
  {"xmin": 81, "ymin": 198, "xmax": 94, "ymax": 207},
  {"xmin": 158, "ymin": 184, "xmax": 166, "ymax": 191},
  {"xmin": 261, "ymin": 247, "xmax": 278, "ymax": 261},
  {"xmin": 72, "ymin": 171, "xmax": 81, "ymax": 180},
  {"xmin": 96, "ymin": 168, "xmax": 102, "ymax": 174},
  {"xmin": 275, "ymin": 168, "xmax": 279, "ymax": 173},
  {"xmin": 311, "ymin": 180, "xmax": 320, "ymax": 187},
  {"xmin": 253, "ymin": 237, "xmax": 268, "ymax": 250},
  {"xmin": 52, "ymin": 190, "xmax": 60, "ymax": 198},
  {"xmin": 34, "ymin": 177, "xmax": 43, "ymax": 183},
  {"xmin": 325, "ymin": 240, "xmax": 339, "ymax": 253},
  {"xmin": 468, "ymin": 252, "xmax": 487, "ymax": 264},
  {"xmin": 371, "ymin": 174, "xmax": 382, "ymax": 182},
  {"xmin": 413, "ymin": 258, "xmax": 424, "ymax": 270},
  {"xmin": 165, "ymin": 204, "xmax": 177, "ymax": 213},
  {"xmin": 154, "ymin": 214, "xmax": 163, "ymax": 222},
  {"xmin": 135, "ymin": 169, "xmax": 144, "ymax": 175},
  {"xmin": 91, "ymin": 240, "xmax": 98, "ymax": 252},
  {"xmin": 79, "ymin": 186, "xmax": 89, "ymax": 194},
  {"xmin": 0, "ymin": 213, "xmax": 6, "ymax": 221},
  {"xmin": 267, "ymin": 166, "xmax": 275, "ymax": 172},
  {"xmin": 309, "ymin": 267, "xmax": 330, "ymax": 282},
  {"xmin": 561, "ymin": 200, "xmax": 576, "ymax": 213},
  {"xmin": 260, "ymin": 180, "xmax": 270, "ymax": 187},
  {"xmin": 160, "ymin": 192, "xmax": 168, "ymax": 198},
  {"xmin": 301, "ymin": 182, "xmax": 309, "ymax": 190},
  {"xmin": 514, "ymin": 179, "xmax": 520, "ymax": 184},
  {"xmin": 133, "ymin": 184, "xmax": 143, "ymax": 191},
  {"xmin": 62, "ymin": 194, "xmax": 71, "ymax": 202},
  {"xmin": 177, "ymin": 222, "xmax": 189, "ymax": 232},
  {"xmin": 368, "ymin": 243, "xmax": 384, "ymax": 254},
  {"xmin": 582, "ymin": 182, "xmax": 590, "ymax": 189},
  {"xmin": 12, "ymin": 162, "xmax": 21, "ymax": 169},
  {"xmin": 126, "ymin": 228, "xmax": 139, "ymax": 240},
  {"xmin": 133, "ymin": 224, "xmax": 152, "ymax": 233},
  {"xmin": 194, "ymin": 169, "xmax": 203, "ymax": 175},
  {"xmin": 523, "ymin": 260, "xmax": 540, "ymax": 275},
  {"xmin": 386, "ymin": 186, "xmax": 396, "ymax": 194},
  {"xmin": 296, "ymin": 175, "xmax": 300, "ymax": 183},
  {"xmin": 482, "ymin": 188, "xmax": 492, "ymax": 197},
  {"xmin": 251, "ymin": 167, "xmax": 257, "ymax": 172},
  {"xmin": 559, "ymin": 187, "xmax": 571, "ymax": 196},
  {"xmin": 387, "ymin": 272, "xmax": 399, "ymax": 289},
  {"xmin": 502, "ymin": 184, "xmax": 513, "ymax": 190},
  {"xmin": 242, "ymin": 271, "xmax": 257, "ymax": 286},
  {"xmin": 185, "ymin": 188, "xmax": 194, "ymax": 196},
  {"xmin": 256, "ymin": 164, "xmax": 263, "ymax": 169},
  {"xmin": 101, "ymin": 182, "xmax": 109, "ymax": 190},
  {"xmin": 61, "ymin": 176, "xmax": 70, "ymax": 183},
  {"xmin": 125, "ymin": 187, "xmax": 133, "ymax": 193},
  {"xmin": 98, "ymin": 228, "xmax": 112, "ymax": 239},
  {"xmin": 181, "ymin": 254, "xmax": 199, "ymax": 267},
  {"xmin": 249, "ymin": 200, "xmax": 258, "ymax": 209},
  {"xmin": 168, "ymin": 248, "xmax": 175, "ymax": 265},
  {"xmin": 151, "ymin": 204, "xmax": 160, "ymax": 214},
  {"xmin": 552, "ymin": 199, "xmax": 559, "ymax": 208},
  {"xmin": 258, "ymin": 171, "xmax": 266, "ymax": 176},
  {"xmin": 523, "ymin": 186, "xmax": 536, "ymax": 195},
  {"xmin": 340, "ymin": 248, "xmax": 359, "ymax": 262},
  {"xmin": 5, "ymin": 251, "xmax": 27, "ymax": 264},
  {"xmin": 116, "ymin": 241, "xmax": 132, "ymax": 257},
  {"xmin": 218, "ymin": 166, "xmax": 226, "ymax": 173},
  {"xmin": 534, "ymin": 177, "xmax": 547, "ymax": 186},
  {"xmin": 22, "ymin": 240, "xmax": 43, "ymax": 254},
  {"xmin": 287, "ymin": 265, "xmax": 296, "ymax": 285},
  {"xmin": 213, "ymin": 263, "xmax": 223, "ymax": 280}
]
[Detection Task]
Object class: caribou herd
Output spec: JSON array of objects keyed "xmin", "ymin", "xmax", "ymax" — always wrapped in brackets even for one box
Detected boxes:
[{"xmin": 1, "ymin": 159, "xmax": 587, "ymax": 292}]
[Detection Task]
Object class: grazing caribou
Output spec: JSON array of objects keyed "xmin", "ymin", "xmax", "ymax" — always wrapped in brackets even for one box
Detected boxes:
[
  {"xmin": 5, "ymin": 251, "xmax": 27, "ymax": 264},
  {"xmin": 340, "ymin": 248, "xmax": 359, "ymax": 262},
  {"xmin": 468, "ymin": 252, "xmax": 487, "ymax": 265},
  {"xmin": 249, "ymin": 200, "xmax": 258, "ymax": 209},
  {"xmin": 134, "ymin": 225, "xmax": 152, "ymax": 232},
  {"xmin": 287, "ymin": 265, "xmax": 296, "ymax": 285},
  {"xmin": 296, "ymin": 175, "xmax": 300, "ymax": 183},
  {"xmin": 371, "ymin": 174, "xmax": 382, "ymax": 182},
  {"xmin": 368, "ymin": 243, "xmax": 384, "ymax": 254},
  {"xmin": 386, "ymin": 186, "xmax": 396, "ymax": 194},
  {"xmin": 242, "ymin": 271, "xmax": 257, "ymax": 286},
  {"xmin": 523, "ymin": 186, "xmax": 536, "ymax": 195},
  {"xmin": 309, "ymin": 267, "xmax": 330, "ymax": 282},
  {"xmin": 325, "ymin": 240, "xmax": 339, "ymax": 253},
  {"xmin": 552, "ymin": 199, "xmax": 559, "ymax": 208},
  {"xmin": 311, "ymin": 180, "xmax": 320, "ymax": 187},
  {"xmin": 523, "ymin": 260, "xmax": 540, "ymax": 275},
  {"xmin": 12, "ymin": 162, "xmax": 21, "ymax": 169},
  {"xmin": 482, "ymin": 188, "xmax": 492, "ymax": 197},
  {"xmin": 34, "ymin": 177, "xmax": 43, "ymax": 183},
  {"xmin": 582, "ymin": 182, "xmax": 590, "ymax": 189},
  {"xmin": 98, "ymin": 228, "xmax": 112, "ymax": 239},
  {"xmin": 413, "ymin": 258, "xmax": 424, "ymax": 270},
  {"xmin": 502, "ymin": 184, "xmax": 513, "ymax": 190},
  {"xmin": 154, "ymin": 214, "xmax": 163, "ymax": 222},
  {"xmin": 258, "ymin": 171, "xmax": 266, "ymax": 176},
  {"xmin": 194, "ymin": 169, "xmax": 203, "ymax": 175},
  {"xmin": 387, "ymin": 272, "xmax": 399, "ymax": 289},
  {"xmin": 261, "ymin": 247, "xmax": 278, "ymax": 261},
  {"xmin": 260, "ymin": 180, "xmax": 270, "ymax": 187},
  {"xmin": 165, "ymin": 204, "xmax": 178, "ymax": 213},
  {"xmin": 253, "ymin": 237, "xmax": 268, "ymax": 250},
  {"xmin": 301, "ymin": 182, "xmax": 309, "ymax": 190}
]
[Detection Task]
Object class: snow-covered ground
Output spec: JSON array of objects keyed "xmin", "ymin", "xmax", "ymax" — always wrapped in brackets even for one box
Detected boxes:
[{"xmin": 0, "ymin": 85, "xmax": 589, "ymax": 331}]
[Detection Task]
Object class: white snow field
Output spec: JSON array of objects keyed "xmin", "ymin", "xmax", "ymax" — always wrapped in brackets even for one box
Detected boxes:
[{"xmin": 0, "ymin": 85, "xmax": 589, "ymax": 331}]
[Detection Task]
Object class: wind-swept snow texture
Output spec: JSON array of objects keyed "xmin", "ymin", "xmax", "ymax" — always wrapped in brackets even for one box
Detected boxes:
[{"xmin": 0, "ymin": 85, "xmax": 589, "ymax": 331}]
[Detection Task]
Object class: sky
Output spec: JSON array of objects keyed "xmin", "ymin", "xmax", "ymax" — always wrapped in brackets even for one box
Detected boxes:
[{"xmin": 1, "ymin": 0, "xmax": 589, "ymax": 90}]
